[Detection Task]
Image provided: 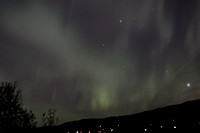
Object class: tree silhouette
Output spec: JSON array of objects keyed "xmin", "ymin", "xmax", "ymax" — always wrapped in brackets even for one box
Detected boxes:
[
  {"xmin": 0, "ymin": 82, "xmax": 37, "ymax": 132},
  {"xmin": 41, "ymin": 108, "xmax": 59, "ymax": 126}
]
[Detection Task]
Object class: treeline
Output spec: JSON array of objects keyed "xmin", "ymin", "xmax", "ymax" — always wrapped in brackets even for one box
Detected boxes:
[{"xmin": 0, "ymin": 82, "xmax": 59, "ymax": 132}]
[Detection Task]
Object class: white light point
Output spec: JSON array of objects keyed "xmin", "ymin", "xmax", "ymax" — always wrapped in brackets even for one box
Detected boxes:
[
  {"xmin": 174, "ymin": 126, "xmax": 176, "ymax": 129},
  {"xmin": 187, "ymin": 83, "xmax": 191, "ymax": 87},
  {"xmin": 120, "ymin": 19, "xmax": 123, "ymax": 23},
  {"xmin": 144, "ymin": 129, "xmax": 147, "ymax": 132}
]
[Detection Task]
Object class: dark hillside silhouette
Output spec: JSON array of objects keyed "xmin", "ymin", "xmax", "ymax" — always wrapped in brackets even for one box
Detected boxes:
[{"xmin": 56, "ymin": 99, "xmax": 200, "ymax": 133}]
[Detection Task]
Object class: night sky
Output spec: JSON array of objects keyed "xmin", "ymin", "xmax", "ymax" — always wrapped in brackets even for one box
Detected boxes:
[{"xmin": 1, "ymin": 0, "xmax": 200, "ymax": 125}]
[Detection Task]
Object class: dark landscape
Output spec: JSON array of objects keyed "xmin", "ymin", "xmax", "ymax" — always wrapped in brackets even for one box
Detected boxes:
[{"xmin": 11, "ymin": 99, "xmax": 200, "ymax": 133}]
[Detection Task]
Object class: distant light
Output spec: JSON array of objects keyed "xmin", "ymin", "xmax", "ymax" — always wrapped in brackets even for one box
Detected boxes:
[
  {"xmin": 111, "ymin": 128, "xmax": 113, "ymax": 132},
  {"xmin": 187, "ymin": 83, "xmax": 191, "ymax": 87},
  {"xmin": 76, "ymin": 131, "xmax": 79, "ymax": 133},
  {"xmin": 120, "ymin": 19, "xmax": 123, "ymax": 23},
  {"xmin": 99, "ymin": 125, "xmax": 101, "ymax": 127},
  {"xmin": 118, "ymin": 124, "xmax": 120, "ymax": 127},
  {"xmin": 88, "ymin": 131, "xmax": 90, "ymax": 133},
  {"xmin": 144, "ymin": 129, "xmax": 147, "ymax": 132},
  {"xmin": 174, "ymin": 126, "xmax": 176, "ymax": 129},
  {"xmin": 160, "ymin": 125, "xmax": 163, "ymax": 128},
  {"xmin": 102, "ymin": 43, "xmax": 104, "ymax": 47}
]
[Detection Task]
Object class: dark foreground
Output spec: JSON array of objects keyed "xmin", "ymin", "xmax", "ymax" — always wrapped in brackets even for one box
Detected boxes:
[{"xmin": 5, "ymin": 99, "xmax": 200, "ymax": 133}]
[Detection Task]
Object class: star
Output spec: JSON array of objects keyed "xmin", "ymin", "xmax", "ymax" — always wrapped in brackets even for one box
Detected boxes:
[
  {"xmin": 186, "ymin": 83, "xmax": 191, "ymax": 87},
  {"xmin": 119, "ymin": 19, "xmax": 123, "ymax": 23}
]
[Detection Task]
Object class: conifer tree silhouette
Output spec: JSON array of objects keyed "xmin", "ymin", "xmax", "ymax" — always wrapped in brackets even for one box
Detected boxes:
[
  {"xmin": 0, "ymin": 82, "xmax": 37, "ymax": 132},
  {"xmin": 41, "ymin": 108, "xmax": 59, "ymax": 126}
]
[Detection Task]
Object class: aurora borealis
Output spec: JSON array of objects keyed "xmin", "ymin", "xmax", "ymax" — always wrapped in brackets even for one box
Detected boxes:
[{"xmin": 1, "ymin": 0, "xmax": 200, "ymax": 124}]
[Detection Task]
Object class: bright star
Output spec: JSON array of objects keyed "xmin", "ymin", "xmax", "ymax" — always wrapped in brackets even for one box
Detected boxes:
[{"xmin": 187, "ymin": 83, "xmax": 191, "ymax": 87}]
